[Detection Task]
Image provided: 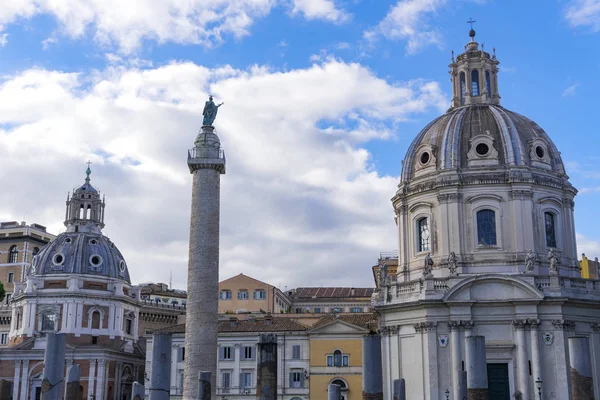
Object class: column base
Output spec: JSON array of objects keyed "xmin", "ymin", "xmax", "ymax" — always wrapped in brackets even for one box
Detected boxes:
[{"xmin": 467, "ymin": 388, "xmax": 489, "ymax": 400}]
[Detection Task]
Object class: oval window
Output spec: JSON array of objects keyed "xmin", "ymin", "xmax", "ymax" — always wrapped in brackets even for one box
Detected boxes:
[
  {"xmin": 420, "ymin": 152, "xmax": 430, "ymax": 165},
  {"xmin": 535, "ymin": 146, "xmax": 545, "ymax": 158},
  {"xmin": 119, "ymin": 260, "xmax": 126, "ymax": 272},
  {"xmin": 65, "ymin": 237, "xmax": 72, "ymax": 244},
  {"xmin": 53, "ymin": 253, "xmax": 65, "ymax": 265},
  {"xmin": 476, "ymin": 143, "xmax": 489, "ymax": 156},
  {"xmin": 90, "ymin": 239, "xmax": 98, "ymax": 245},
  {"xmin": 90, "ymin": 255, "xmax": 102, "ymax": 266}
]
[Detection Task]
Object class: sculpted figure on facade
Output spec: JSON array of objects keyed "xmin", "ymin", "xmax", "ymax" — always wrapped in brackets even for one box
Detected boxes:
[
  {"xmin": 524, "ymin": 250, "xmax": 536, "ymax": 274},
  {"xmin": 548, "ymin": 248, "xmax": 559, "ymax": 273},
  {"xmin": 202, "ymin": 95, "xmax": 224, "ymax": 126},
  {"xmin": 378, "ymin": 263, "xmax": 389, "ymax": 287},
  {"xmin": 423, "ymin": 253, "xmax": 434, "ymax": 278},
  {"xmin": 447, "ymin": 251, "xmax": 458, "ymax": 276}
]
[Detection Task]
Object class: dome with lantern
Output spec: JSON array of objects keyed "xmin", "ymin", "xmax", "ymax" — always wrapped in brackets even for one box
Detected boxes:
[{"xmin": 31, "ymin": 166, "xmax": 131, "ymax": 283}]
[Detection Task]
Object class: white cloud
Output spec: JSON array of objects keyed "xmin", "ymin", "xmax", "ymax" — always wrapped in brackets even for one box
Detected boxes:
[
  {"xmin": 290, "ymin": 0, "xmax": 350, "ymax": 23},
  {"xmin": 565, "ymin": 0, "xmax": 600, "ymax": 32},
  {"xmin": 577, "ymin": 233, "xmax": 600, "ymax": 258},
  {"xmin": 364, "ymin": 0, "xmax": 445, "ymax": 54},
  {"xmin": 0, "ymin": 33, "xmax": 7, "ymax": 47},
  {"xmin": 562, "ymin": 83, "xmax": 580, "ymax": 97},
  {"xmin": 0, "ymin": 0, "xmax": 276, "ymax": 53},
  {"xmin": 0, "ymin": 60, "xmax": 445, "ymax": 289}
]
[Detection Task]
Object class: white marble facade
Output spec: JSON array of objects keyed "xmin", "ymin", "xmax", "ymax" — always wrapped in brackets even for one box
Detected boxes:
[{"xmin": 375, "ymin": 31, "xmax": 600, "ymax": 400}]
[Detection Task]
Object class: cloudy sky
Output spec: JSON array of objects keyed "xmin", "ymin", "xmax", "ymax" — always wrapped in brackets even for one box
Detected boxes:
[{"xmin": 1, "ymin": 0, "xmax": 600, "ymax": 290}]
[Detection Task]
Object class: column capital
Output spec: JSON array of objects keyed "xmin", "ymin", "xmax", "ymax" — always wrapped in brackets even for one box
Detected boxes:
[
  {"xmin": 512, "ymin": 319, "xmax": 527, "ymax": 330},
  {"xmin": 551, "ymin": 319, "xmax": 576, "ymax": 330},
  {"xmin": 527, "ymin": 318, "xmax": 541, "ymax": 329},
  {"xmin": 22, "ymin": 360, "xmax": 29, "ymax": 367},
  {"xmin": 13, "ymin": 360, "xmax": 21, "ymax": 367},
  {"xmin": 98, "ymin": 359, "xmax": 107, "ymax": 366},
  {"xmin": 461, "ymin": 320, "xmax": 475, "ymax": 330},
  {"xmin": 414, "ymin": 321, "xmax": 437, "ymax": 333},
  {"xmin": 447, "ymin": 320, "xmax": 461, "ymax": 331},
  {"xmin": 590, "ymin": 322, "xmax": 600, "ymax": 332},
  {"xmin": 66, "ymin": 359, "xmax": 74, "ymax": 367}
]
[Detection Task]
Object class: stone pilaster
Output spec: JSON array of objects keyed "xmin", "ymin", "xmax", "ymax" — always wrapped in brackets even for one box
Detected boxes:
[
  {"xmin": 88, "ymin": 359, "xmax": 97, "ymax": 400},
  {"xmin": 95, "ymin": 359, "xmax": 107, "ymax": 400},
  {"xmin": 19, "ymin": 360, "xmax": 29, "ymax": 400},
  {"xmin": 12, "ymin": 360, "xmax": 20, "ymax": 400},
  {"xmin": 448, "ymin": 321, "xmax": 462, "ymax": 400},
  {"xmin": 513, "ymin": 320, "xmax": 529, "ymax": 400}
]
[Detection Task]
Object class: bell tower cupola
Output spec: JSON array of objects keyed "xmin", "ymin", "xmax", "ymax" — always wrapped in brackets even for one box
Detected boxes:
[
  {"xmin": 64, "ymin": 162, "xmax": 106, "ymax": 234},
  {"xmin": 449, "ymin": 21, "xmax": 500, "ymax": 108}
]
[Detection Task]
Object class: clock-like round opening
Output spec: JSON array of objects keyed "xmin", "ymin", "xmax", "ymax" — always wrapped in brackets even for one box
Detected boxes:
[
  {"xmin": 476, "ymin": 143, "xmax": 489, "ymax": 156},
  {"xmin": 420, "ymin": 152, "xmax": 430, "ymax": 165},
  {"xmin": 535, "ymin": 146, "xmax": 545, "ymax": 158}
]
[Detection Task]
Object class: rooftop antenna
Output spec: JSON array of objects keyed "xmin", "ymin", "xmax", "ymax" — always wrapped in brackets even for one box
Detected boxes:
[{"xmin": 169, "ymin": 271, "xmax": 173, "ymax": 289}]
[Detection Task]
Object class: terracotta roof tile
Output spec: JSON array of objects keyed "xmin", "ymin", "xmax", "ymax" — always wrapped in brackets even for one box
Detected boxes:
[
  {"xmin": 290, "ymin": 287, "xmax": 374, "ymax": 299},
  {"xmin": 311, "ymin": 313, "xmax": 378, "ymax": 330},
  {"xmin": 153, "ymin": 317, "xmax": 309, "ymax": 334}
]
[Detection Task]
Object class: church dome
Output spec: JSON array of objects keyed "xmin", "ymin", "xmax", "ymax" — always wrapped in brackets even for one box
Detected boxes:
[
  {"xmin": 400, "ymin": 104, "xmax": 567, "ymax": 183},
  {"xmin": 31, "ymin": 231, "xmax": 131, "ymax": 283},
  {"xmin": 30, "ymin": 164, "xmax": 131, "ymax": 283}
]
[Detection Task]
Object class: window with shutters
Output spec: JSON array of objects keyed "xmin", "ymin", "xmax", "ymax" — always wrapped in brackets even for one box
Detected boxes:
[
  {"xmin": 221, "ymin": 371, "xmax": 231, "ymax": 392},
  {"xmin": 178, "ymin": 347, "xmax": 185, "ymax": 361},
  {"xmin": 8, "ymin": 273, "xmax": 14, "ymax": 283},
  {"xmin": 253, "ymin": 290, "xmax": 266, "ymax": 300},
  {"xmin": 292, "ymin": 345, "xmax": 301, "ymax": 360},
  {"xmin": 238, "ymin": 290, "xmax": 249, "ymax": 300},
  {"xmin": 220, "ymin": 346, "xmax": 233, "ymax": 360},
  {"xmin": 290, "ymin": 370, "xmax": 304, "ymax": 388},
  {"xmin": 8, "ymin": 246, "xmax": 18, "ymax": 264},
  {"xmin": 240, "ymin": 371, "xmax": 252, "ymax": 388},
  {"xmin": 1, "ymin": 333, "xmax": 8, "ymax": 344},
  {"xmin": 220, "ymin": 290, "xmax": 232, "ymax": 300},
  {"xmin": 243, "ymin": 346, "xmax": 254, "ymax": 360}
]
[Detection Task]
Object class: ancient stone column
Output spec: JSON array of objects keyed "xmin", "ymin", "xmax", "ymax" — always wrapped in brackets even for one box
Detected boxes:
[
  {"xmin": 65, "ymin": 364, "xmax": 80, "ymax": 400},
  {"xmin": 198, "ymin": 372, "xmax": 211, "ymax": 400},
  {"xmin": 513, "ymin": 320, "xmax": 529, "ymax": 400},
  {"xmin": 132, "ymin": 382, "xmax": 145, "ymax": 400},
  {"xmin": 184, "ymin": 125, "xmax": 226, "ymax": 399},
  {"xmin": 362, "ymin": 334, "xmax": 383, "ymax": 400},
  {"xmin": 328, "ymin": 384, "xmax": 341, "ymax": 400},
  {"xmin": 465, "ymin": 335, "xmax": 488, "ymax": 400},
  {"xmin": 256, "ymin": 334, "xmax": 277, "ymax": 400},
  {"xmin": 150, "ymin": 333, "xmax": 172, "ymax": 400},
  {"xmin": 392, "ymin": 379, "xmax": 405, "ymax": 400},
  {"xmin": 568, "ymin": 336, "xmax": 594, "ymax": 400},
  {"xmin": 41, "ymin": 332, "xmax": 66, "ymax": 400}
]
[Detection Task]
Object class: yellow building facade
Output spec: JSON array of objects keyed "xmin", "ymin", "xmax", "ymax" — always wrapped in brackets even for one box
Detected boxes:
[
  {"xmin": 308, "ymin": 314, "xmax": 375, "ymax": 400},
  {"xmin": 580, "ymin": 253, "xmax": 599, "ymax": 279}
]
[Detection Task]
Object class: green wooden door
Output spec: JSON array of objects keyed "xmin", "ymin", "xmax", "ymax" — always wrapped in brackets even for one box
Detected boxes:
[{"xmin": 487, "ymin": 363, "xmax": 510, "ymax": 400}]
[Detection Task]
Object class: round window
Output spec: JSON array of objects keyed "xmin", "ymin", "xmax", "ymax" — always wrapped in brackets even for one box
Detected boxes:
[
  {"xmin": 52, "ymin": 253, "xmax": 65, "ymax": 265},
  {"xmin": 119, "ymin": 260, "xmax": 126, "ymax": 272},
  {"xmin": 90, "ymin": 239, "xmax": 98, "ymax": 245},
  {"xmin": 420, "ymin": 152, "xmax": 430, "ymax": 165},
  {"xmin": 535, "ymin": 146, "xmax": 545, "ymax": 158},
  {"xmin": 475, "ymin": 143, "xmax": 489, "ymax": 156},
  {"xmin": 65, "ymin": 237, "xmax": 72, "ymax": 244},
  {"xmin": 90, "ymin": 255, "xmax": 102, "ymax": 266}
]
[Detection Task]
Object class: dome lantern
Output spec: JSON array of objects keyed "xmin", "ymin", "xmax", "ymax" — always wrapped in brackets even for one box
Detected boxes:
[
  {"xmin": 449, "ymin": 25, "xmax": 500, "ymax": 108},
  {"xmin": 64, "ymin": 161, "xmax": 106, "ymax": 234}
]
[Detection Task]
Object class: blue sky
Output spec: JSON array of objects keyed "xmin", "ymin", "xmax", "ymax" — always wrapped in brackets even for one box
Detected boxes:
[{"xmin": 1, "ymin": 0, "xmax": 600, "ymax": 288}]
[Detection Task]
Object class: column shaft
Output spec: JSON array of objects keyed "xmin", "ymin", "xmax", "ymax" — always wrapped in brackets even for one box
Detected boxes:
[
  {"xmin": 95, "ymin": 360, "xmax": 106, "ymax": 400},
  {"xmin": 88, "ymin": 359, "xmax": 97, "ymax": 399},
  {"xmin": 256, "ymin": 334, "xmax": 277, "ymax": 400},
  {"xmin": 465, "ymin": 336, "xmax": 488, "ymax": 400},
  {"xmin": 19, "ymin": 360, "xmax": 29, "ymax": 400},
  {"xmin": 515, "ymin": 326, "xmax": 529, "ymax": 400},
  {"xmin": 530, "ymin": 323, "xmax": 541, "ymax": 395},
  {"xmin": 150, "ymin": 333, "xmax": 172, "ymax": 400},
  {"xmin": 450, "ymin": 326, "xmax": 461, "ymax": 400},
  {"xmin": 362, "ymin": 335, "xmax": 383, "ymax": 400},
  {"xmin": 41, "ymin": 332, "xmax": 66, "ymax": 400},
  {"xmin": 12, "ymin": 360, "xmax": 21, "ymax": 400}
]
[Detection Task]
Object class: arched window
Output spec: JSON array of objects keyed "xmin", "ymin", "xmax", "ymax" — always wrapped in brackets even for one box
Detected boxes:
[
  {"xmin": 485, "ymin": 70, "xmax": 491, "ymax": 95},
  {"xmin": 477, "ymin": 210, "xmax": 497, "ymax": 245},
  {"xmin": 417, "ymin": 218, "xmax": 430, "ymax": 252},
  {"xmin": 79, "ymin": 205, "xmax": 85, "ymax": 219},
  {"xmin": 41, "ymin": 312, "xmax": 57, "ymax": 331},
  {"xmin": 471, "ymin": 70, "xmax": 480, "ymax": 96},
  {"xmin": 459, "ymin": 72, "xmax": 466, "ymax": 105},
  {"xmin": 544, "ymin": 212, "xmax": 557, "ymax": 248},
  {"xmin": 333, "ymin": 349, "xmax": 342, "ymax": 367},
  {"xmin": 91, "ymin": 311, "xmax": 101, "ymax": 329},
  {"xmin": 8, "ymin": 246, "xmax": 18, "ymax": 264}
]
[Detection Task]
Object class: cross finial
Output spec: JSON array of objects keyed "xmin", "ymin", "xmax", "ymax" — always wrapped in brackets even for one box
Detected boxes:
[
  {"xmin": 85, "ymin": 160, "xmax": 92, "ymax": 183},
  {"xmin": 467, "ymin": 18, "xmax": 476, "ymax": 30}
]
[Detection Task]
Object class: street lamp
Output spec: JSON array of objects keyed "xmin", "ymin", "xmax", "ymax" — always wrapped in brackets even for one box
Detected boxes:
[
  {"xmin": 535, "ymin": 377, "xmax": 543, "ymax": 400},
  {"xmin": 445, "ymin": 389, "xmax": 450, "ymax": 400}
]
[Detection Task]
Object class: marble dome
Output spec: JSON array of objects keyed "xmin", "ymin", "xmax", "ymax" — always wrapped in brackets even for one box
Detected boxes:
[
  {"xmin": 31, "ymin": 231, "xmax": 131, "ymax": 283},
  {"xmin": 400, "ymin": 104, "xmax": 568, "ymax": 183}
]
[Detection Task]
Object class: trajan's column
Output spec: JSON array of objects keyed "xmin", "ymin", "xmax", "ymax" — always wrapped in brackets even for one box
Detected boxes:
[{"xmin": 183, "ymin": 96, "xmax": 225, "ymax": 399}]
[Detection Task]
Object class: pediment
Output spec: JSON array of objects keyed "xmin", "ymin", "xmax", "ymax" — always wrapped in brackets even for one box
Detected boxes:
[
  {"xmin": 443, "ymin": 274, "xmax": 543, "ymax": 302},
  {"xmin": 310, "ymin": 320, "xmax": 369, "ymax": 334}
]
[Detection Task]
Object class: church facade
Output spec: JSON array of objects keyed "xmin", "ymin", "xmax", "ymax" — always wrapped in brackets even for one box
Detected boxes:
[{"xmin": 374, "ymin": 30, "xmax": 600, "ymax": 400}]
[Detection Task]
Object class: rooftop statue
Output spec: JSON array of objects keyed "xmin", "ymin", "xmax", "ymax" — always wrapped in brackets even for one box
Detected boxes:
[{"xmin": 202, "ymin": 95, "xmax": 224, "ymax": 126}]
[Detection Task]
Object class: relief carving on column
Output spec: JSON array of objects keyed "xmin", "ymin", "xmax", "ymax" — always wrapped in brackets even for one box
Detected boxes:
[
  {"xmin": 447, "ymin": 321, "xmax": 461, "ymax": 331},
  {"xmin": 551, "ymin": 320, "xmax": 576, "ymax": 330},
  {"xmin": 590, "ymin": 322, "xmax": 600, "ymax": 332}
]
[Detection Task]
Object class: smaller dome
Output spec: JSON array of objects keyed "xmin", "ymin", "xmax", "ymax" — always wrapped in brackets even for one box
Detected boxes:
[{"xmin": 32, "ymin": 232, "xmax": 131, "ymax": 283}]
